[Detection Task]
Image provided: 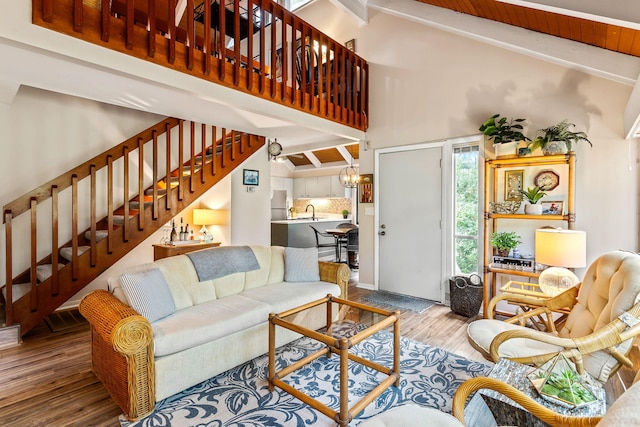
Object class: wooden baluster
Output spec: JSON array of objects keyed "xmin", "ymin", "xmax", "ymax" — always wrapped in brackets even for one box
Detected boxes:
[
  {"xmin": 71, "ymin": 175, "xmax": 79, "ymax": 281},
  {"xmin": 51, "ymin": 186, "xmax": 59, "ymax": 295},
  {"xmin": 364, "ymin": 62, "xmax": 369, "ymax": 128},
  {"xmin": 107, "ymin": 155, "xmax": 114, "ymax": 254},
  {"xmin": 239, "ymin": 132, "xmax": 245, "ymax": 155},
  {"xmin": 246, "ymin": 0, "xmax": 254, "ymax": 91},
  {"xmin": 310, "ymin": 30, "xmax": 318, "ymax": 113},
  {"xmin": 123, "ymin": 146, "xmax": 130, "ymax": 242},
  {"xmin": 168, "ymin": 0, "xmax": 176, "ymax": 64},
  {"xmin": 259, "ymin": 3, "xmax": 266, "ymax": 94},
  {"xmin": 30, "ymin": 198, "xmax": 37, "ymax": 312},
  {"xmin": 201, "ymin": 123, "xmax": 206, "ymax": 184},
  {"xmin": 165, "ymin": 122, "xmax": 172, "ymax": 210},
  {"xmin": 231, "ymin": 130, "xmax": 237, "ymax": 161},
  {"xmin": 148, "ymin": 0, "xmax": 156, "ymax": 57},
  {"xmin": 43, "ymin": 0, "xmax": 53, "ymax": 23},
  {"xmin": 218, "ymin": 0, "xmax": 226, "ymax": 81},
  {"xmin": 186, "ymin": 0, "xmax": 194, "ymax": 70},
  {"xmin": 291, "ymin": 22, "xmax": 298, "ymax": 105},
  {"xmin": 221, "ymin": 127, "xmax": 226, "ymax": 169},
  {"xmin": 270, "ymin": 3, "xmax": 277, "ymax": 99},
  {"xmin": 125, "ymin": 0, "xmax": 134, "ymax": 50},
  {"xmin": 90, "ymin": 165, "xmax": 97, "ymax": 267},
  {"xmin": 211, "ymin": 125, "xmax": 217, "ymax": 176},
  {"xmin": 101, "ymin": 0, "xmax": 110, "ymax": 42},
  {"xmin": 348, "ymin": 51, "xmax": 354, "ymax": 124},
  {"xmin": 5, "ymin": 210, "xmax": 13, "ymax": 326},
  {"xmin": 203, "ymin": 0, "xmax": 211, "ymax": 75},
  {"xmin": 280, "ymin": 13, "xmax": 288, "ymax": 102},
  {"xmin": 233, "ymin": 0, "xmax": 241, "ymax": 86},
  {"xmin": 189, "ymin": 122, "xmax": 195, "ymax": 193},
  {"xmin": 138, "ymin": 137, "xmax": 144, "ymax": 230},
  {"xmin": 320, "ymin": 34, "xmax": 328, "ymax": 114},
  {"xmin": 178, "ymin": 120, "xmax": 184, "ymax": 201},
  {"xmin": 73, "ymin": 0, "xmax": 83, "ymax": 33},
  {"xmin": 152, "ymin": 130, "xmax": 158, "ymax": 219}
]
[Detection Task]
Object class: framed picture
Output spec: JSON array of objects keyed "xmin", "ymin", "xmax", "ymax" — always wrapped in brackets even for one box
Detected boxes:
[
  {"xmin": 535, "ymin": 170, "xmax": 560, "ymax": 191},
  {"xmin": 243, "ymin": 169, "xmax": 259, "ymax": 186},
  {"xmin": 345, "ymin": 38, "xmax": 355, "ymax": 52},
  {"xmin": 504, "ymin": 169, "xmax": 524, "ymax": 201},
  {"xmin": 360, "ymin": 174, "xmax": 373, "ymax": 203},
  {"xmin": 541, "ymin": 201, "xmax": 563, "ymax": 215}
]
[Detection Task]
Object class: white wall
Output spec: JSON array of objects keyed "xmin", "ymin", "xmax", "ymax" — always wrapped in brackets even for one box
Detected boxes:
[{"xmin": 298, "ymin": 1, "xmax": 639, "ymax": 287}]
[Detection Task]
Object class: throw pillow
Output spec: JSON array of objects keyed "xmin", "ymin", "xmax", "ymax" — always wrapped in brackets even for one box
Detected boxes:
[
  {"xmin": 120, "ymin": 268, "xmax": 176, "ymax": 323},
  {"xmin": 284, "ymin": 247, "xmax": 320, "ymax": 282}
]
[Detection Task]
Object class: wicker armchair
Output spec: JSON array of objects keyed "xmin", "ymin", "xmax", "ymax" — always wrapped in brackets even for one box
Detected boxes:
[{"xmin": 468, "ymin": 250, "xmax": 640, "ymax": 384}]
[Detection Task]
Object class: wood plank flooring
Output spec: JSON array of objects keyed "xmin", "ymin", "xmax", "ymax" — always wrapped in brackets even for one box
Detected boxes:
[{"xmin": 0, "ymin": 275, "xmax": 633, "ymax": 426}]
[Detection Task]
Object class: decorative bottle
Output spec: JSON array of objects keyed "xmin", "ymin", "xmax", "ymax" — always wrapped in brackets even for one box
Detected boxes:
[{"xmin": 170, "ymin": 219, "xmax": 178, "ymax": 243}]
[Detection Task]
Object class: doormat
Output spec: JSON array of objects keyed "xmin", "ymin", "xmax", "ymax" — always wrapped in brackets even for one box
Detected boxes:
[
  {"xmin": 360, "ymin": 290, "xmax": 436, "ymax": 313},
  {"xmin": 44, "ymin": 308, "xmax": 88, "ymax": 332}
]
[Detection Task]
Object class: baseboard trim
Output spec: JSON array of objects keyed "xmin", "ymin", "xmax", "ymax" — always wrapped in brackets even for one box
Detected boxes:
[
  {"xmin": 0, "ymin": 324, "xmax": 22, "ymax": 349},
  {"xmin": 356, "ymin": 282, "xmax": 375, "ymax": 290}
]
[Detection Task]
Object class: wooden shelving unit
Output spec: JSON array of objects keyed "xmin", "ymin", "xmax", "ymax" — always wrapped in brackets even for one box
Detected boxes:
[{"xmin": 482, "ymin": 152, "xmax": 576, "ymax": 317}]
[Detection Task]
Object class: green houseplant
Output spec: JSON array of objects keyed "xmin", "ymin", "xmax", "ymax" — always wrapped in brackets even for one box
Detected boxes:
[
  {"xmin": 520, "ymin": 185, "xmax": 546, "ymax": 215},
  {"xmin": 342, "ymin": 209, "xmax": 349, "ymax": 219},
  {"xmin": 480, "ymin": 114, "xmax": 530, "ymax": 159},
  {"xmin": 530, "ymin": 120, "xmax": 592, "ymax": 155},
  {"xmin": 489, "ymin": 231, "xmax": 522, "ymax": 257}
]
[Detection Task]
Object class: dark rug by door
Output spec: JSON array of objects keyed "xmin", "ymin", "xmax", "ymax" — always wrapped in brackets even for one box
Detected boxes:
[
  {"xmin": 361, "ymin": 290, "xmax": 437, "ymax": 313},
  {"xmin": 44, "ymin": 308, "xmax": 88, "ymax": 332},
  {"xmin": 121, "ymin": 321, "xmax": 491, "ymax": 427}
]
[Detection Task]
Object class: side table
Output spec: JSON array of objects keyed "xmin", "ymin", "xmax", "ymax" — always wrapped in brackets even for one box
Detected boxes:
[
  {"xmin": 481, "ymin": 359, "xmax": 606, "ymax": 427},
  {"xmin": 152, "ymin": 241, "xmax": 221, "ymax": 260}
]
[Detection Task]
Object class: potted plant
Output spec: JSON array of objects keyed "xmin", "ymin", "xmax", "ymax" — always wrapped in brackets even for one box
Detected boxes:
[
  {"xmin": 479, "ymin": 114, "xmax": 530, "ymax": 158},
  {"xmin": 342, "ymin": 209, "xmax": 349, "ymax": 219},
  {"xmin": 520, "ymin": 185, "xmax": 546, "ymax": 215},
  {"xmin": 529, "ymin": 120, "xmax": 592, "ymax": 155},
  {"xmin": 489, "ymin": 231, "xmax": 522, "ymax": 257}
]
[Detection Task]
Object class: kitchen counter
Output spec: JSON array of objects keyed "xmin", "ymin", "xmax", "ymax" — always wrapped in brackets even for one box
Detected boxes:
[
  {"xmin": 271, "ymin": 218, "xmax": 352, "ymax": 257},
  {"xmin": 271, "ymin": 217, "xmax": 350, "ymax": 225}
]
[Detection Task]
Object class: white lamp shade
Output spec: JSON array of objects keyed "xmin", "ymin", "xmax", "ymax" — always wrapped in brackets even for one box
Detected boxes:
[
  {"xmin": 193, "ymin": 209, "xmax": 216, "ymax": 226},
  {"xmin": 535, "ymin": 229, "xmax": 586, "ymax": 268}
]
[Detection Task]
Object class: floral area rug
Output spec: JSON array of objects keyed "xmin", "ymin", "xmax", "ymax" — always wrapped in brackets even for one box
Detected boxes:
[{"xmin": 121, "ymin": 322, "xmax": 491, "ymax": 427}]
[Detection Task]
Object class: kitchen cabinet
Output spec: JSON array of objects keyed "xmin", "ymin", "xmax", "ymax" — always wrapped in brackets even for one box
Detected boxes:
[
  {"xmin": 293, "ymin": 178, "xmax": 307, "ymax": 198},
  {"xmin": 483, "ymin": 153, "xmax": 575, "ymax": 318},
  {"xmin": 293, "ymin": 176, "xmax": 350, "ymax": 198}
]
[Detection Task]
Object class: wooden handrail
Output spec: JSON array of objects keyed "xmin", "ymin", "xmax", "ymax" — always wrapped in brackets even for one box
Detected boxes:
[
  {"xmin": 32, "ymin": 0, "xmax": 369, "ymax": 130},
  {"xmin": 3, "ymin": 115, "xmax": 264, "ymax": 332}
]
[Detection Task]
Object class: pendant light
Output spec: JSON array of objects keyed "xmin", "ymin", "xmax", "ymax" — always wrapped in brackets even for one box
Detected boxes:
[{"xmin": 339, "ymin": 144, "xmax": 359, "ymax": 188}]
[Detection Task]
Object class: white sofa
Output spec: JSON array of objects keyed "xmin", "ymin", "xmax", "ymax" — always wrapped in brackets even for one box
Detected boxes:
[{"xmin": 79, "ymin": 245, "xmax": 350, "ymax": 420}]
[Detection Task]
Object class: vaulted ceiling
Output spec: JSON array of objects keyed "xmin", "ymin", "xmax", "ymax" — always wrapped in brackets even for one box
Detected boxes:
[{"xmin": 415, "ymin": 0, "xmax": 640, "ymax": 57}]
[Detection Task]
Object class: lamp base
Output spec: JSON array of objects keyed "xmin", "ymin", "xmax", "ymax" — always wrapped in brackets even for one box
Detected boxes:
[{"xmin": 538, "ymin": 267, "xmax": 580, "ymax": 296}]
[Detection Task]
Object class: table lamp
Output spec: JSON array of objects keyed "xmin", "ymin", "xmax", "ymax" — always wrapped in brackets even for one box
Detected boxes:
[
  {"xmin": 535, "ymin": 228, "xmax": 586, "ymax": 296},
  {"xmin": 193, "ymin": 209, "xmax": 216, "ymax": 242}
]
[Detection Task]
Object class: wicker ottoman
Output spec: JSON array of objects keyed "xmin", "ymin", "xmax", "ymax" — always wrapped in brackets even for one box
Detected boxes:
[{"xmin": 357, "ymin": 404, "xmax": 462, "ymax": 427}]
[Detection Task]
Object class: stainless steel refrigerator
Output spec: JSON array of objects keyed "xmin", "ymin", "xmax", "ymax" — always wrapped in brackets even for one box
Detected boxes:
[{"xmin": 271, "ymin": 190, "xmax": 287, "ymax": 220}]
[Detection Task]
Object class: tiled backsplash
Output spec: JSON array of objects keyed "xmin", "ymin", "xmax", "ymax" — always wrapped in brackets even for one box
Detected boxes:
[{"xmin": 292, "ymin": 198, "xmax": 352, "ymax": 215}]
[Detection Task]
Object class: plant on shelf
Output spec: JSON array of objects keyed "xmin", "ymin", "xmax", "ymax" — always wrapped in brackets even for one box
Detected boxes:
[
  {"xmin": 489, "ymin": 231, "xmax": 522, "ymax": 257},
  {"xmin": 520, "ymin": 185, "xmax": 546, "ymax": 215},
  {"xmin": 342, "ymin": 209, "xmax": 349, "ymax": 219},
  {"xmin": 529, "ymin": 120, "xmax": 592, "ymax": 155},
  {"xmin": 479, "ymin": 114, "xmax": 529, "ymax": 144}
]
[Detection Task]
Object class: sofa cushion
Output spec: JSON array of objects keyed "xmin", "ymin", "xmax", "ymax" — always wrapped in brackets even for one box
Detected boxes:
[
  {"xmin": 244, "ymin": 246, "xmax": 273, "ymax": 290},
  {"xmin": 284, "ymin": 247, "xmax": 320, "ymax": 282},
  {"xmin": 267, "ymin": 246, "xmax": 286, "ymax": 285},
  {"xmin": 241, "ymin": 281, "xmax": 340, "ymax": 314},
  {"xmin": 155, "ymin": 256, "xmax": 200, "ymax": 309},
  {"xmin": 152, "ymin": 295, "xmax": 270, "ymax": 357},
  {"xmin": 120, "ymin": 268, "xmax": 176, "ymax": 323}
]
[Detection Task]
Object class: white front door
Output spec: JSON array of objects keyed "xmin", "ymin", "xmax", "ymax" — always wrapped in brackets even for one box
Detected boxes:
[{"xmin": 378, "ymin": 146, "xmax": 443, "ymax": 301}]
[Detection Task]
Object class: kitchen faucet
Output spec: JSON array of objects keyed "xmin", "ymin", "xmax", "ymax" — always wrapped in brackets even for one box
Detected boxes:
[{"xmin": 305, "ymin": 204, "xmax": 316, "ymax": 221}]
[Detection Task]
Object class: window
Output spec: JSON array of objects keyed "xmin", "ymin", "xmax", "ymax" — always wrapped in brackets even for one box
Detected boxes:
[
  {"xmin": 278, "ymin": 0, "xmax": 314, "ymax": 11},
  {"xmin": 453, "ymin": 145, "xmax": 479, "ymax": 274}
]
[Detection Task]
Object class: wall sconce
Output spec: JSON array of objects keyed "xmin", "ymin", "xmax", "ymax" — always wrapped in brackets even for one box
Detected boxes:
[
  {"xmin": 535, "ymin": 228, "xmax": 587, "ymax": 296},
  {"xmin": 193, "ymin": 209, "xmax": 216, "ymax": 242}
]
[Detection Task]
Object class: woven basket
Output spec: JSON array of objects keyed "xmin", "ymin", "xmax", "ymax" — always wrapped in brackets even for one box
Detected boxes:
[{"xmin": 449, "ymin": 275, "xmax": 483, "ymax": 317}]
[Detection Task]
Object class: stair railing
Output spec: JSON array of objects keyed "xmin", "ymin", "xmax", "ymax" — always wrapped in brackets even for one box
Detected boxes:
[
  {"xmin": 32, "ymin": 0, "xmax": 369, "ymax": 131},
  {"xmin": 3, "ymin": 117, "xmax": 264, "ymax": 332}
]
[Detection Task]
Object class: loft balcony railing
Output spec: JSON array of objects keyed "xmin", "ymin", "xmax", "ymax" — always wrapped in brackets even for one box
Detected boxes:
[{"xmin": 32, "ymin": 0, "xmax": 369, "ymax": 130}]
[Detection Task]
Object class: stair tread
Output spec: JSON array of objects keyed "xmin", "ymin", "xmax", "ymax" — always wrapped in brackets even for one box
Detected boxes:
[
  {"xmin": 84, "ymin": 230, "xmax": 109, "ymax": 242},
  {"xmin": 59, "ymin": 246, "xmax": 90, "ymax": 262},
  {"xmin": 36, "ymin": 263, "xmax": 65, "ymax": 283},
  {"xmin": 2, "ymin": 283, "xmax": 31, "ymax": 304}
]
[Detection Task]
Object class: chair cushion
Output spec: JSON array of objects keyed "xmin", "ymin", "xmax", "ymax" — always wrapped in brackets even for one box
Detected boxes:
[
  {"xmin": 284, "ymin": 247, "xmax": 320, "ymax": 282},
  {"xmin": 120, "ymin": 268, "xmax": 177, "ymax": 323},
  {"xmin": 357, "ymin": 404, "xmax": 462, "ymax": 427},
  {"xmin": 597, "ymin": 380, "xmax": 640, "ymax": 427}
]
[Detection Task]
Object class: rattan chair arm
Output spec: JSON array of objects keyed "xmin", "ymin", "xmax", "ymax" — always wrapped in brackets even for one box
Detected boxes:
[
  {"xmin": 452, "ymin": 376, "xmax": 601, "ymax": 427},
  {"xmin": 79, "ymin": 289, "xmax": 153, "ymax": 353},
  {"xmin": 319, "ymin": 261, "xmax": 350, "ymax": 300},
  {"xmin": 489, "ymin": 328, "xmax": 577, "ymax": 362}
]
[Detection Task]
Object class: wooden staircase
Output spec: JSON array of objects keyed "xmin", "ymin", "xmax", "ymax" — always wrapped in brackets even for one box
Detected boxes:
[{"xmin": 2, "ymin": 118, "xmax": 265, "ymax": 336}]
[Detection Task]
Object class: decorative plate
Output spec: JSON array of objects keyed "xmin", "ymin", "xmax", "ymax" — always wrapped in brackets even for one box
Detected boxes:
[{"xmin": 535, "ymin": 170, "xmax": 560, "ymax": 191}]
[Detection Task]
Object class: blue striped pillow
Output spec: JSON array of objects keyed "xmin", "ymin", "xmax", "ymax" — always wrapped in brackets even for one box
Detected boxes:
[
  {"xmin": 284, "ymin": 247, "xmax": 320, "ymax": 282},
  {"xmin": 120, "ymin": 268, "xmax": 176, "ymax": 323}
]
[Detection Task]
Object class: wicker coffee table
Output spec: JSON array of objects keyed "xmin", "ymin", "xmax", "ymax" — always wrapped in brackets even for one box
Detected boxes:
[{"xmin": 268, "ymin": 295, "xmax": 400, "ymax": 426}]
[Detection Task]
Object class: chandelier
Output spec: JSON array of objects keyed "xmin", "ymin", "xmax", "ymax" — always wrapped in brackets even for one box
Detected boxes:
[{"xmin": 339, "ymin": 144, "xmax": 359, "ymax": 188}]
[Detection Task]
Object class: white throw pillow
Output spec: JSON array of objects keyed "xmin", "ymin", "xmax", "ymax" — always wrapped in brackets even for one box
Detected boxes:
[
  {"xmin": 284, "ymin": 247, "xmax": 320, "ymax": 282},
  {"xmin": 120, "ymin": 268, "xmax": 176, "ymax": 323}
]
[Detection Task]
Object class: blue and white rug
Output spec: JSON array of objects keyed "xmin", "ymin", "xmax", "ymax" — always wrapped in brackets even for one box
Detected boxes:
[{"xmin": 121, "ymin": 322, "xmax": 491, "ymax": 426}]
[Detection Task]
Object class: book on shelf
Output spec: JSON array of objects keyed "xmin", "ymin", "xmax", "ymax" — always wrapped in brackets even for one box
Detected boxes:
[{"xmin": 491, "ymin": 256, "xmax": 536, "ymax": 272}]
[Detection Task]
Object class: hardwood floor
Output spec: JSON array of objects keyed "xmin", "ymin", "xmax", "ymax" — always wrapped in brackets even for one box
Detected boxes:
[{"xmin": 0, "ymin": 274, "xmax": 633, "ymax": 426}]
